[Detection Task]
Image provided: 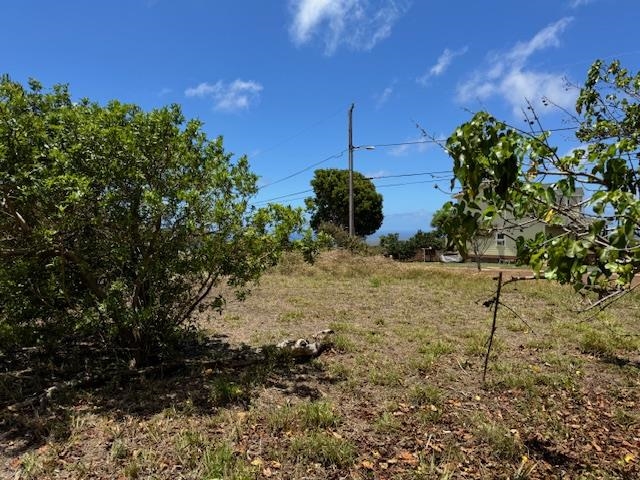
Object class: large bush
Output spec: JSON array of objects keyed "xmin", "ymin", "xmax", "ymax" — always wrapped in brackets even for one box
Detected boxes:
[{"xmin": 0, "ymin": 77, "xmax": 302, "ymax": 360}]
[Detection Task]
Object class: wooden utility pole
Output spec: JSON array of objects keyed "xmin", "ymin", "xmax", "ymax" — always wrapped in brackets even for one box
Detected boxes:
[{"xmin": 348, "ymin": 103, "xmax": 355, "ymax": 237}]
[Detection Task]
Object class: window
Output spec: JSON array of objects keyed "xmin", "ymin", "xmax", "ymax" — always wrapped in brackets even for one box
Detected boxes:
[{"xmin": 496, "ymin": 232, "xmax": 505, "ymax": 247}]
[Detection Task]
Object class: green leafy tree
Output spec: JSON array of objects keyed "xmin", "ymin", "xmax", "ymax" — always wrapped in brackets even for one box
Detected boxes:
[
  {"xmin": 445, "ymin": 59, "xmax": 640, "ymax": 297},
  {"xmin": 379, "ymin": 230, "xmax": 444, "ymax": 261},
  {"xmin": 410, "ymin": 229, "xmax": 444, "ymax": 250},
  {"xmin": 0, "ymin": 77, "xmax": 303, "ymax": 360},
  {"xmin": 379, "ymin": 233, "xmax": 415, "ymax": 260},
  {"xmin": 430, "ymin": 203, "xmax": 488, "ymax": 260},
  {"xmin": 305, "ymin": 168, "xmax": 383, "ymax": 237}
]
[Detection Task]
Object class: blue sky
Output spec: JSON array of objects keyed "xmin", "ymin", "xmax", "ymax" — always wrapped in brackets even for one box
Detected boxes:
[{"xmin": 2, "ymin": 0, "xmax": 639, "ymax": 237}]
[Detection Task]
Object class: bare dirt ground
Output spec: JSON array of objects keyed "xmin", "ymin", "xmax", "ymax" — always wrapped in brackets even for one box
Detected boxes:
[{"xmin": 2, "ymin": 251, "xmax": 639, "ymax": 479}]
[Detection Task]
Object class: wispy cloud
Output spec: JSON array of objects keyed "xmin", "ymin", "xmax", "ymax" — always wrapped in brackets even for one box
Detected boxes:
[
  {"xmin": 389, "ymin": 137, "xmax": 431, "ymax": 157},
  {"xmin": 157, "ymin": 87, "xmax": 172, "ymax": 97},
  {"xmin": 418, "ymin": 46, "xmax": 468, "ymax": 85},
  {"xmin": 288, "ymin": 0, "xmax": 410, "ymax": 55},
  {"xmin": 374, "ymin": 80, "xmax": 397, "ymax": 108},
  {"xmin": 569, "ymin": 0, "xmax": 595, "ymax": 8},
  {"xmin": 365, "ymin": 169, "xmax": 391, "ymax": 178},
  {"xmin": 185, "ymin": 79, "xmax": 263, "ymax": 113},
  {"xmin": 456, "ymin": 17, "xmax": 575, "ymax": 116}
]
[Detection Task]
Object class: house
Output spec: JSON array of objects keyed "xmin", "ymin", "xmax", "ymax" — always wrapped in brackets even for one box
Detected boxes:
[{"xmin": 464, "ymin": 188, "xmax": 584, "ymax": 263}]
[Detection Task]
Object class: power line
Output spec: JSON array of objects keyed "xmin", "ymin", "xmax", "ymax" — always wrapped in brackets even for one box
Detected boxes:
[
  {"xmin": 257, "ymin": 150, "xmax": 345, "ymax": 190},
  {"xmin": 253, "ymin": 189, "xmax": 313, "ymax": 205},
  {"xmin": 367, "ymin": 126, "xmax": 580, "ymax": 150},
  {"xmin": 369, "ymin": 139, "xmax": 445, "ymax": 148},
  {"xmin": 367, "ymin": 170, "xmax": 451, "ymax": 180},
  {"xmin": 254, "ymin": 106, "xmax": 344, "ymax": 158},
  {"xmin": 254, "ymin": 171, "xmax": 455, "ymax": 206},
  {"xmin": 374, "ymin": 178, "xmax": 454, "ymax": 188}
]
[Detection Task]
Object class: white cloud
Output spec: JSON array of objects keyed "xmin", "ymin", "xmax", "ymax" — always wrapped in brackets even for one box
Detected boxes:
[
  {"xmin": 288, "ymin": 0, "xmax": 410, "ymax": 55},
  {"xmin": 507, "ymin": 17, "xmax": 572, "ymax": 64},
  {"xmin": 374, "ymin": 80, "xmax": 397, "ymax": 108},
  {"xmin": 185, "ymin": 79, "xmax": 263, "ymax": 113},
  {"xmin": 569, "ymin": 0, "xmax": 595, "ymax": 8},
  {"xmin": 157, "ymin": 87, "xmax": 172, "ymax": 97},
  {"xmin": 365, "ymin": 169, "xmax": 390, "ymax": 178},
  {"xmin": 389, "ymin": 137, "xmax": 431, "ymax": 157},
  {"xmin": 375, "ymin": 86, "xmax": 393, "ymax": 108},
  {"xmin": 457, "ymin": 17, "xmax": 576, "ymax": 116},
  {"xmin": 418, "ymin": 46, "xmax": 468, "ymax": 84}
]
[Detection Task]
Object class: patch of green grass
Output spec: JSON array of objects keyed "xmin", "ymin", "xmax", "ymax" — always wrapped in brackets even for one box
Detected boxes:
[
  {"xmin": 263, "ymin": 401, "xmax": 340, "ymax": 433},
  {"xmin": 418, "ymin": 339, "xmax": 455, "ymax": 357},
  {"xmin": 200, "ymin": 442, "xmax": 255, "ymax": 480},
  {"xmin": 464, "ymin": 331, "xmax": 503, "ymax": 357},
  {"xmin": 374, "ymin": 411, "xmax": 402, "ymax": 433},
  {"xmin": 290, "ymin": 432, "xmax": 356, "ymax": 467},
  {"xmin": 474, "ymin": 418, "xmax": 522, "ymax": 460},
  {"xmin": 110, "ymin": 438, "xmax": 130, "ymax": 461},
  {"xmin": 297, "ymin": 401, "xmax": 340, "ymax": 430},
  {"xmin": 210, "ymin": 375, "xmax": 249, "ymax": 406},
  {"xmin": 504, "ymin": 319, "xmax": 529, "ymax": 333},
  {"xmin": 123, "ymin": 460, "xmax": 141, "ymax": 479},
  {"xmin": 614, "ymin": 407, "xmax": 639, "ymax": 427},
  {"xmin": 278, "ymin": 310, "xmax": 305, "ymax": 324},
  {"xmin": 579, "ymin": 328, "xmax": 617, "ymax": 356},
  {"xmin": 364, "ymin": 330, "xmax": 384, "ymax": 345},
  {"xmin": 369, "ymin": 365, "xmax": 403, "ymax": 387},
  {"xmin": 176, "ymin": 430, "xmax": 208, "ymax": 468},
  {"xmin": 328, "ymin": 321, "xmax": 352, "ymax": 333},
  {"xmin": 412, "ymin": 339, "xmax": 455, "ymax": 371},
  {"xmin": 408, "ymin": 384, "xmax": 443, "ymax": 406},
  {"xmin": 369, "ymin": 276, "xmax": 382, "ymax": 288},
  {"xmin": 331, "ymin": 333, "xmax": 356, "ymax": 353},
  {"xmin": 263, "ymin": 404, "xmax": 296, "ymax": 433},
  {"xmin": 327, "ymin": 362, "xmax": 350, "ymax": 381},
  {"xmin": 19, "ymin": 451, "xmax": 42, "ymax": 480},
  {"xmin": 525, "ymin": 338, "xmax": 554, "ymax": 350}
]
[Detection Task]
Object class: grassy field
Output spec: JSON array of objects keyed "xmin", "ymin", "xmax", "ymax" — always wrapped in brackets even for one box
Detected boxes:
[{"xmin": 3, "ymin": 251, "xmax": 639, "ymax": 479}]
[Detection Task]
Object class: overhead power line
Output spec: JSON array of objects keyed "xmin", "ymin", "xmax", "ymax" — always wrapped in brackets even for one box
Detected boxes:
[
  {"xmin": 257, "ymin": 150, "xmax": 345, "ymax": 191},
  {"xmin": 253, "ymin": 189, "xmax": 313, "ymax": 206},
  {"xmin": 374, "ymin": 178, "xmax": 454, "ymax": 189},
  {"xmin": 369, "ymin": 139, "xmax": 445, "ymax": 148},
  {"xmin": 366, "ymin": 126, "xmax": 580, "ymax": 150},
  {"xmin": 367, "ymin": 170, "xmax": 450, "ymax": 180}
]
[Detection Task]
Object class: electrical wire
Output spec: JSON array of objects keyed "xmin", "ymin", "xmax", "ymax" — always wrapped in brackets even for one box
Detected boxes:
[
  {"xmin": 372, "ymin": 178, "xmax": 454, "ymax": 188},
  {"xmin": 253, "ymin": 189, "xmax": 313, "ymax": 206},
  {"xmin": 257, "ymin": 150, "xmax": 345, "ymax": 190},
  {"xmin": 367, "ymin": 171, "xmax": 451, "ymax": 180},
  {"xmin": 253, "ymin": 106, "xmax": 344, "ymax": 158}
]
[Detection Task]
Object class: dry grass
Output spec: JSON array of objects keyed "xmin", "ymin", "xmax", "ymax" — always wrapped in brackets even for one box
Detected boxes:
[{"xmin": 2, "ymin": 250, "xmax": 640, "ymax": 479}]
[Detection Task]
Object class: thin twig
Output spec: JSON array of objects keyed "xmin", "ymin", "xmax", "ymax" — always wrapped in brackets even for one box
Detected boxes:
[
  {"xmin": 575, "ymin": 282, "xmax": 640, "ymax": 314},
  {"xmin": 483, "ymin": 272, "xmax": 502, "ymax": 383},
  {"xmin": 497, "ymin": 301, "xmax": 536, "ymax": 334}
]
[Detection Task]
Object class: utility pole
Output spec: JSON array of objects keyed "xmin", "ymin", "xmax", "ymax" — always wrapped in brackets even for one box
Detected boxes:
[{"xmin": 348, "ymin": 103, "xmax": 355, "ymax": 237}]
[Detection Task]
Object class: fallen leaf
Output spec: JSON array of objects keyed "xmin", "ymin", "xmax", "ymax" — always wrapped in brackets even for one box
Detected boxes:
[
  {"xmin": 250, "ymin": 458, "xmax": 263, "ymax": 466},
  {"xmin": 397, "ymin": 451, "xmax": 418, "ymax": 465},
  {"xmin": 270, "ymin": 461, "xmax": 282, "ymax": 469},
  {"xmin": 624, "ymin": 453, "xmax": 635, "ymax": 463},
  {"xmin": 262, "ymin": 467, "xmax": 272, "ymax": 477},
  {"xmin": 361, "ymin": 460, "xmax": 374, "ymax": 470}
]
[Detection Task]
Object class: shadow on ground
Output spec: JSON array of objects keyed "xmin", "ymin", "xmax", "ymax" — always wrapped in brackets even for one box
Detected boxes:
[{"xmin": 0, "ymin": 335, "xmax": 331, "ymax": 457}]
